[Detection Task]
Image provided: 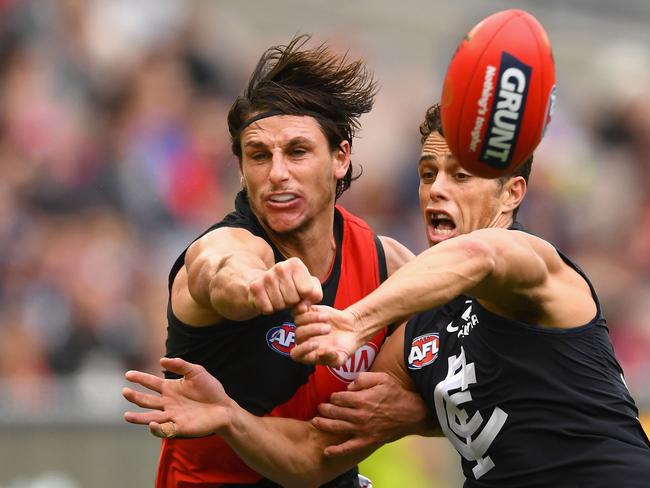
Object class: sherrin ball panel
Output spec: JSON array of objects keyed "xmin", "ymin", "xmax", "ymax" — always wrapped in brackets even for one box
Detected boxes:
[{"xmin": 440, "ymin": 9, "xmax": 556, "ymax": 178}]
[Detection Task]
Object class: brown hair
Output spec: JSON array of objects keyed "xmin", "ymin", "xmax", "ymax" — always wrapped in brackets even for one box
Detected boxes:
[
  {"xmin": 419, "ymin": 103, "xmax": 533, "ymax": 219},
  {"xmin": 228, "ymin": 35, "xmax": 378, "ymax": 199}
]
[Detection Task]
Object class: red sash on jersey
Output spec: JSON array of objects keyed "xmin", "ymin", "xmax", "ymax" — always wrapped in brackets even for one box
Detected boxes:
[{"xmin": 156, "ymin": 207, "xmax": 387, "ymax": 487}]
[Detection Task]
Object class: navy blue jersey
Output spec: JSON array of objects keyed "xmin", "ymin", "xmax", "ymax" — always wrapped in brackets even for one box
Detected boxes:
[{"xmin": 404, "ymin": 226, "xmax": 650, "ymax": 487}]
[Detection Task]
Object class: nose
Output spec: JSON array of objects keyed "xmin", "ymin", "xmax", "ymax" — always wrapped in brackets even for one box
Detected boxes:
[
  {"xmin": 428, "ymin": 172, "xmax": 450, "ymax": 201},
  {"xmin": 268, "ymin": 152, "xmax": 290, "ymax": 184}
]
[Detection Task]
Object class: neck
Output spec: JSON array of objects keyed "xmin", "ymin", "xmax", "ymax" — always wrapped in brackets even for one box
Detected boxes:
[
  {"xmin": 264, "ymin": 209, "xmax": 337, "ymax": 282},
  {"xmin": 491, "ymin": 213, "xmax": 514, "ymax": 230}
]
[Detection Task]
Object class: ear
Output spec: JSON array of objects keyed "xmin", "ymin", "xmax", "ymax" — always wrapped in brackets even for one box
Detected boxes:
[
  {"xmin": 500, "ymin": 176, "xmax": 526, "ymax": 213},
  {"xmin": 333, "ymin": 140, "xmax": 351, "ymax": 180},
  {"xmin": 240, "ymin": 173, "xmax": 246, "ymax": 190}
]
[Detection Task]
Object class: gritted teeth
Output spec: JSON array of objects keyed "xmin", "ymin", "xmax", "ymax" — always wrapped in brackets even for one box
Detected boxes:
[{"xmin": 269, "ymin": 193, "xmax": 296, "ymax": 203}]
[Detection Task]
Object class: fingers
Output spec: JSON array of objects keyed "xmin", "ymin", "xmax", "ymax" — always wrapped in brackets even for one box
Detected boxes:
[
  {"xmin": 124, "ymin": 409, "xmax": 170, "ymax": 426},
  {"xmin": 316, "ymin": 401, "xmax": 363, "ymax": 423},
  {"xmin": 288, "ymin": 264, "xmax": 312, "ymax": 302},
  {"xmin": 125, "ymin": 370, "xmax": 163, "ymax": 394},
  {"xmin": 159, "ymin": 357, "xmax": 201, "ymax": 378},
  {"xmin": 293, "ymin": 309, "xmax": 328, "ymax": 327},
  {"xmin": 122, "ymin": 387, "xmax": 164, "ymax": 410},
  {"xmin": 291, "ymin": 300, "xmax": 311, "ymax": 316},
  {"xmin": 291, "ymin": 343, "xmax": 347, "ymax": 367},
  {"xmin": 347, "ymin": 372, "xmax": 389, "ymax": 391},
  {"xmin": 293, "ymin": 323, "xmax": 331, "ymax": 343},
  {"xmin": 304, "ymin": 275, "xmax": 323, "ymax": 304},
  {"xmin": 326, "ymin": 390, "xmax": 360, "ymax": 409},
  {"xmin": 248, "ymin": 279, "xmax": 275, "ymax": 314},
  {"xmin": 290, "ymin": 341, "xmax": 320, "ymax": 364},
  {"xmin": 311, "ymin": 415, "xmax": 357, "ymax": 434},
  {"xmin": 324, "ymin": 437, "xmax": 375, "ymax": 458},
  {"xmin": 149, "ymin": 421, "xmax": 178, "ymax": 439},
  {"xmin": 249, "ymin": 259, "xmax": 323, "ymax": 314}
]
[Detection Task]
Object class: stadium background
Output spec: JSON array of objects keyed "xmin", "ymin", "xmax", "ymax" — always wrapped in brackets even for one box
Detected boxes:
[{"xmin": 0, "ymin": 0, "xmax": 649, "ymax": 486}]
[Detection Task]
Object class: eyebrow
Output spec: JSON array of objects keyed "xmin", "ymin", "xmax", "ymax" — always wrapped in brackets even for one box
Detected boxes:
[
  {"xmin": 286, "ymin": 136, "xmax": 314, "ymax": 148},
  {"xmin": 418, "ymin": 151, "xmax": 455, "ymax": 165},
  {"xmin": 243, "ymin": 136, "xmax": 314, "ymax": 150},
  {"xmin": 418, "ymin": 154, "xmax": 437, "ymax": 165}
]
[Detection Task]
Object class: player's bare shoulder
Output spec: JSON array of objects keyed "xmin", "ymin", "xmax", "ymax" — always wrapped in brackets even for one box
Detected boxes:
[
  {"xmin": 378, "ymin": 236, "xmax": 415, "ymax": 276},
  {"xmin": 472, "ymin": 227, "xmax": 596, "ymax": 328}
]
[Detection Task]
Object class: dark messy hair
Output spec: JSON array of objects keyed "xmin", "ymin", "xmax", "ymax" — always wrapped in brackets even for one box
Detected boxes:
[
  {"xmin": 228, "ymin": 34, "xmax": 378, "ymax": 200},
  {"xmin": 419, "ymin": 103, "xmax": 532, "ymax": 219}
]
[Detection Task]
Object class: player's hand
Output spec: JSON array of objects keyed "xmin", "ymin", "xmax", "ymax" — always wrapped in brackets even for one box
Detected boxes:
[
  {"xmin": 123, "ymin": 357, "xmax": 236, "ymax": 439},
  {"xmin": 311, "ymin": 372, "xmax": 432, "ymax": 456},
  {"xmin": 248, "ymin": 257, "xmax": 322, "ymax": 314},
  {"xmin": 290, "ymin": 305, "xmax": 361, "ymax": 367}
]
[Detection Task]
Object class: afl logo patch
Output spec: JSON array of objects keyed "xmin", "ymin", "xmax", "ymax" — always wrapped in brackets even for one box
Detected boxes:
[
  {"xmin": 329, "ymin": 343, "xmax": 378, "ymax": 382},
  {"xmin": 266, "ymin": 322, "xmax": 296, "ymax": 356},
  {"xmin": 408, "ymin": 333, "xmax": 440, "ymax": 370}
]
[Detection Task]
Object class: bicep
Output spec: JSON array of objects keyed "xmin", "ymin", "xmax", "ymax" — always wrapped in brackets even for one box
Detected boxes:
[{"xmin": 470, "ymin": 229, "xmax": 551, "ymax": 300}]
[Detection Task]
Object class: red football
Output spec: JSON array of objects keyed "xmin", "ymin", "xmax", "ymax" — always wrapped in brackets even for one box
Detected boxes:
[{"xmin": 440, "ymin": 9, "xmax": 556, "ymax": 178}]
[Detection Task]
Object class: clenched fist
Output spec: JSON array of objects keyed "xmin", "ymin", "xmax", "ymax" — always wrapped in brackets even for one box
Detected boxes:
[{"xmin": 248, "ymin": 257, "xmax": 323, "ymax": 314}]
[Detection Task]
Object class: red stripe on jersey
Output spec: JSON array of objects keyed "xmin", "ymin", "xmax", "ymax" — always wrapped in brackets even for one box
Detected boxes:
[{"xmin": 156, "ymin": 207, "xmax": 387, "ymax": 486}]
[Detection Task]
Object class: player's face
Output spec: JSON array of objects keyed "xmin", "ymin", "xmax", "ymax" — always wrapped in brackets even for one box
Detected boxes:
[
  {"xmin": 418, "ymin": 132, "xmax": 512, "ymax": 246},
  {"xmin": 240, "ymin": 115, "xmax": 349, "ymax": 236}
]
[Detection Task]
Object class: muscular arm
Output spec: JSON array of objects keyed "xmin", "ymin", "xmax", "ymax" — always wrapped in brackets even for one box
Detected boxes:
[
  {"xmin": 174, "ymin": 227, "xmax": 322, "ymax": 326},
  {"xmin": 348, "ymin": 229, "xmax": 536, "ymax": 340},
  {"xmin": 293, "ymin": 229, "xmax": 596, "ymax": 365},
  {"xmin": 176, "ymin": 227, "xmax": 273, "ymax": 324},
  {"xmin": 223, "ymin": 408, "xmax": 376, "ymax": 487}
]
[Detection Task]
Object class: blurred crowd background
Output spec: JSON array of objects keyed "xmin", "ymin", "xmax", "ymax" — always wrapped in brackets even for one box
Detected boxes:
[{"xmin": 0, "ymin": 0, "xmax": 649, "ymax": 486}]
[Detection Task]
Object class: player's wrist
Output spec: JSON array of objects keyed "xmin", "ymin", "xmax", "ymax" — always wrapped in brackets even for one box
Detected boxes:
[
  {"xmin": 211, "ymin": 397, "xmax": 240, "ymax": 437},
  {"xmin": 347, "ymin": 305, "xmax": 380, "ymax": 346}
]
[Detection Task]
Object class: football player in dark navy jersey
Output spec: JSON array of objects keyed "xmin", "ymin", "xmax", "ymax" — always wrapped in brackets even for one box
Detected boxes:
[
  {"xmin": 123, "ymin": 35, "xmax": 425, "ymax": 488},
  {"xmin": 124, "ymin": 102, "xmax": 650, "ymax": 487}
]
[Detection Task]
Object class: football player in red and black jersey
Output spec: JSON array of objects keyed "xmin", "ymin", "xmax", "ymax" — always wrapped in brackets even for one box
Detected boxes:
[{"xmin": 135, "ymin": 35, "xmax": 427, "ymax": 488}]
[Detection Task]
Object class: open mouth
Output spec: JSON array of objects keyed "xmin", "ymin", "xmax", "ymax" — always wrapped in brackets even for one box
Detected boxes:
[
  {"xmin": 268, "ymin": 193, "xmax": 297, "ymax": 204},
  {"xmin": 429, "ymin": 212, "xmax": 456, "ymax": 236}
]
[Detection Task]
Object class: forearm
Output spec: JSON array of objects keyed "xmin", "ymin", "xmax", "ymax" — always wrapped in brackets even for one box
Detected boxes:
[
  {"xmin": 188, "ymin": 251, "xmax": 266, "ymax": 321},
  {"xmin": 349, "ymin": 235, "xmax": 494, "ymax": 343},
  {"xmin": 207, "ymin": 253, "xmax": 266, "ymax": 320},
  {"xmin": 223, "ymin": 408, "xmax": 373, "ymax": 487}
]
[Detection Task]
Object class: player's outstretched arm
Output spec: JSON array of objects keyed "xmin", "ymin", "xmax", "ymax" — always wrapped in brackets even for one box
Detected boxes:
[
  {"xmin": 292, "ymin": 228, "xmax": 576, "ymax": 365},
  {"xmin": 123, "ymin": 358, "xmax": 376, "ymax": 488},
  {"xmin": 174, "ymin": 227, "xmax": 322, "ymax": 325}
]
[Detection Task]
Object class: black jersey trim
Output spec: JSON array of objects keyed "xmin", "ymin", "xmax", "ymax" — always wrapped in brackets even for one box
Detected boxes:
[
  {"xmin": 373, "ymin": 235, "xmax": 388, "ymax": 283},
  {"xmin": 320, "ymin": 208, "xmax": 344, "ymax": 305},
  {"xmin": 472, "ymin": 298, "xmax": 604, "ymax": 336}
]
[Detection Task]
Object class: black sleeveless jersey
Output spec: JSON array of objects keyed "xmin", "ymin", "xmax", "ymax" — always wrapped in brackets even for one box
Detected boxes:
[
  {"xmin": 158, "ymin": 191, "xmax": 388, "ymax": 488},
  {"xmin": 404, "ymin": 225, "xmax": 650, "ymax": 487}
]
